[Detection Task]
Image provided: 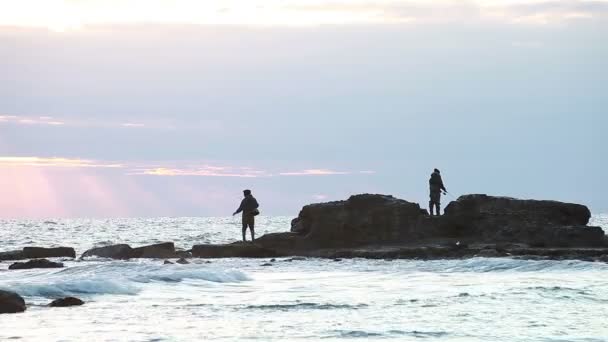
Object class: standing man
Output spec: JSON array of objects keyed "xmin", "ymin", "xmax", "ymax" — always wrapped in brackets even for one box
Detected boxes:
[
  {"xmin": 429, "ymin": 168, "xmax": 447, "ymax": 216},
  {"xmin": 233, "ymin": 189, "xmax": 259, "ymax": 242}
]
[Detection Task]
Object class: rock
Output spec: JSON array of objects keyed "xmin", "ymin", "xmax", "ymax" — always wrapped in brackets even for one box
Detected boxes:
[
  {"xmin": 163, "ymin": 260, "xmax": 174, "ymax": 264},
  {"xmin": 49, "ymin": 297, "xmax": 84, "ymax": 307},
  {"xmin": 294, "ymin": 194, "xmax": 425, "ymax": 248},
  {"xmin": 1, "ymin": 247, "xmax": 76, "ymax": 261},
  {"xmin": 444, "ymin": 194, "xmax": 591, "ymax": 226},
  {"xmin": 270, "ymin": 258, "xmax": 276, "ymax": 262},
  {"xmin": 333, "ymin": 258, "xmax": 342, "ymax": 262},
  {"xmin": 192, "ymin": 242, "xmax": 280, "ymax": 258},
  {"xmin": 82, "ymin": 244, "xmax": 133, "ymax": 259},
  {"xmin": 191, "ymin": 193, "xmax": 606, "ymax": 260},
  {"xmin": 0, "ymin": 290, "xmax": 26, "ymax": 314},
  {"xmin": 22, "ymin": 247, "xmax": 76, "ymax": 259},
  {"xmin": 131, "ymin": 242, "xmax": 176, "ymax": 259},
  {"xmin": 176, "ymin": 258, "xmax": 189, "ymax": 264},
  {"xmin": 175, "ymin": 250, "xmax": 192, "ymax": 258},
  {"xmin": 260, "ymin": 263, "xmax": 273, "ymax": 266},
  {"xmin": 0, "ymin": 250, "xmax": 24, "ymax": 261},
  {"xmin": 9, "ymin": 259, "xmax": 64, "ymax": 270}
]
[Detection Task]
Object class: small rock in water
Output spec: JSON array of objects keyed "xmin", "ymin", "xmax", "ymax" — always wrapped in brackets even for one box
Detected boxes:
[
  {"xmin": 260, "ymin": 263, "xmax": 273, "ymax": 267},
  {"xmin": 49, "ymin": 297, "xmax": 84, "ymax": 307},
  {"xmin": 163, "ymin": 260, "xmax": 174, "ymax": 265},
  {"xmin": 270, "ymin": 258, "xmax": 276, "ymax": 262},
  {"xmin": 0, "ymin": 290, "xmax": 26, "ymax": 314},
  {"xmin": 9, "ymin": 259, "xmax": 64, "ymax": 270},
  {"xmin": 333, "ymin": 258, "xmax": 342, "ymax": 262},
  {"xmin": 176, "ymin": 258, "xmax": 189, "ymax": 264}
]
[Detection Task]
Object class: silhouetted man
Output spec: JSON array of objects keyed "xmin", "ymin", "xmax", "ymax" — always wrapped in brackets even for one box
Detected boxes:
[
  {"xmin": 233, "ymin": 189, "xmax": 259, "ymax": 242},
  {"xmin": 429, "ymin": 168, "xmax": 447, "ymax": 216}
]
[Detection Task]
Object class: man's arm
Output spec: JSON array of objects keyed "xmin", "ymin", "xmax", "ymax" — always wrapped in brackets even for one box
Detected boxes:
[
  {"xmin": 233, "ymin": 200, "xmax": 245, "ymax": 215},
  {"xmin": 439, "ymin": 175, "xmax": 447, "ymax": 192}
]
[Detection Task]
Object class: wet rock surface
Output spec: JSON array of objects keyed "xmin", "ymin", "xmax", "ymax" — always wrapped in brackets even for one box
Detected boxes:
[
  {"xmin": 49, "ymin": 297, "xmax": 84, "ymax": 307},
  {"xmin": 0, "ymin": 290, "xmax": 26, "ymax": 314},
  {"xmin": 9, "ymin": 259, "xmax": 64, "ymax": 270}
]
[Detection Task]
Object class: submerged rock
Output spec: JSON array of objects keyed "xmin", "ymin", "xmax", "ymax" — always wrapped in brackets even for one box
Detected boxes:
[
  {"xmin": 0, "ymin": 290, "xmax": 26, "ymax": 314},
  {"xmin": 49, "ymin": 297, "xmax": 84, "ymax": 307},
  {"xmin": 163, "ymin": 260, "xmax": 174, "ymax": 265},
  {"xmin": 9, "ymin": 259, "xmax": 64, "ymax": 270},
  {"xmin": 176, "ymin": 258, "xmax": 190, "ymax": 264},
  {"xmin": 0, "ymin": 250, "xmax": 24, "ymax": 261}
]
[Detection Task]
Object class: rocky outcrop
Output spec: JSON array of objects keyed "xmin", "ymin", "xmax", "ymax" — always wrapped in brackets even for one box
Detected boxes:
[
  {"xmin": 82, "ymin": 244, "xmax": 133, "ymax": 259},
  {"xmin": 23, "ymin": 247, "xmax": 76, "ymax": 259},
  {"xmin": 0, "ymin": 290, "xmax": 26, "ymax": 314},
  {"xmin": 291, "ymin": 194, "xmax": 425, "ymax": 248},
  {"xmin": 81, "ymin": 242, "xmax": 176, "ymax": 259},
  {"xmin": 49, "ymin": 297, "xmax": 84, "ymax": 307},
  {"xmin": 9, "ymin": 259, "xmax": 64, "ymax": 270},
  {"xmin": 130, "ymin": 242, "xmax": 176, "ymax": 258},
  {"xmin": 192, "ymin": 193, "xmax": 607, "ymax": 260},
  {"xmin": 441, "ymin": 195, "xmax": 604, "ymax": 247},
  {"xmin": 0, "ymin": 246, "xmax": 76, "ymax": 261},
  {"xmin": 192, "ymin": 242, "xmax": 280, "ymax": 258}
]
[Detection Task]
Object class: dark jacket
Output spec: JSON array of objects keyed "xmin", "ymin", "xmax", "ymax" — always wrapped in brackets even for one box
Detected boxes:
[
  {"xmin": 234, "ymin": 195, "xmax": 259, "ymax": 215},
  {"xmin": 429, "ymin": 171, "xmax": 446, "ymax": 192}
]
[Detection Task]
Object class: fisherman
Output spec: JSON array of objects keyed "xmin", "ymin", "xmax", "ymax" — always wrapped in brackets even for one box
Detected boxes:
[
  {"xmin": 232, "ymin": 189, "xmax": 260, "ymax": 242},
  {"xmin": 429, "ymin": 168, "xmax": 447, "ymax": 216}
]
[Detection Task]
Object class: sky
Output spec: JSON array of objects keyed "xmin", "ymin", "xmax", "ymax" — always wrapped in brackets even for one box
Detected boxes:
[{"xmin": 0, "ymin": 0, "xmax": 606, "ymax": 218}]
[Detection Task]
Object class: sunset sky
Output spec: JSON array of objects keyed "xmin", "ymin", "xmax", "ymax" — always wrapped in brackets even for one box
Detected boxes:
[{"xmin": 1, "ymin": 0, "xmax": 606, "ymax": 218}]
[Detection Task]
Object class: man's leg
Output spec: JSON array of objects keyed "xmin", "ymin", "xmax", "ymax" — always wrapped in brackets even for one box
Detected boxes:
[
  {"xmin": 249, "ymin": 216, "xmax": 255, "ymax": 242},
  {"xmin": 434, "ymin": 203, "xmax": 441, "ymax": 216},
  {"xmin": 242, "ymin": 222, "xmax": 247, "ymax": 242},
  {"xmin": 429, "ymin": 201, "xmax": 435, "ymax": 216}
]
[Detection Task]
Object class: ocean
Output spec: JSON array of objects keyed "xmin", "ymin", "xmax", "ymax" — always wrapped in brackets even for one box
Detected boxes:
[{"xmin": 1, "ymin": 215, "xmax": 607, "ymax": 341}]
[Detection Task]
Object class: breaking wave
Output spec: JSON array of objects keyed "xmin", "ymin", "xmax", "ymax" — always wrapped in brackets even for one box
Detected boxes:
[{"xmin": 0, "ymin": 261, "xmax": 250, "ymax": 298}]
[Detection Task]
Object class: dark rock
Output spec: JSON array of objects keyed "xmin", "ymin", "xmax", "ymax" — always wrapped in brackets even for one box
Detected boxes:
[
  {"xmin": 333, "ymin": 258, "xmax": 342, "ymax": 262},
  {"xmin": 260, "ymin": 263, "xmax": 273, "ymax": 266},
  {"xmin": 176, "ymin": 258, "xmax": 189, "ymax": 264},
  {"xmin": 163, "ymin": 260, "xmax": 174, "ymax": 264},
  {"xmin": 0, "ymin": 290, "xmax": 26, "ymax": 314},
  {"xmin": 444, "ymin": 194, "xmax": 591, "ymax": 226},
  {"xmin": 23, "ymin": 247, "xmax": 75, "ymax": 259},
  {"xmin": 49, "ymin": 297, "xmax": 84, "ymax": 307},
  {"xmin": 82, "ymin": 244, "xmax": 133, "ymax": 259},
  {"xmin": 192, "ymin": 242, "xmax": 280, "ymax": 258},
  {"xmin": 191, "ymin": 193, "xmax": 606, "ymax": 260},
  {"xmin": 175, "ymin": 250, "xmax": 192, "ymax": 258},
  {"xmin": 9, "ymin": 259, "xmax": 64, "ymax": 270},
  {"xmin": 0, "ymin": 250, "xmax": 24, "ymax": 261},
  {"xmin": 294, "ymin": 194, "xmax": 425, "ymax": 248},
  {"xmin": 131, "ymin": 242, "xmax": 176, "ymax": 259},
  {"xmin": 269, "ymin": 258, "xmax": 276, "ymax": 262}
]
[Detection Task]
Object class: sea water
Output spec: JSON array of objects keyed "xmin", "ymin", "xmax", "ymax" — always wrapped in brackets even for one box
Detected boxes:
[{"xmin": 1, "ymin": 215, "xmax": 607, "ymax": 341}]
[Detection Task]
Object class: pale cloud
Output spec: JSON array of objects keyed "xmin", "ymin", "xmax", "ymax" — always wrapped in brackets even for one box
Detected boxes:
[
  {"xmin": 0, "ymin": 0, "xmax": 606, "ymax": 31},
  {"xmin": 0, "ymin": 115, "xmax": 65, "ymax": 126},
  {"xmin": 132, "ymin": 166, "xmax": 270, "ymax": 178},
  {"xmin": 121, "ymin": 123, "xmax": 145, "ymax": 128},
  {"xmin": 0, "ymin": 157, "xmax": 123, "ymax": 168},
  {"xmin": 0, "ymin": 114, "xmax": 160, "ymax": 129},
  {"xmin": 280, "ymin": 169, "xmax": 350, "ymax": 176}
]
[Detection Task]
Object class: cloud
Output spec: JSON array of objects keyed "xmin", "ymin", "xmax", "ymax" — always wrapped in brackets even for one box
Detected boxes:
[
  {"xmin": 0, "ymin": 115, "xmax": 65, "ymax": 126},
  {"xmin": 279, "ymin": 169, "xmax": 351, "ymax": 176},
  {"xmin": 129, "ymin": 166, "xmax": 271, "ymax": 178},
  {"xmin": 1, "ymin": 0, "xmax": 606, "ymax": 31},
  {"xmin": 0, "ymin": 114, "xmax": 164, "ymax": 129},
  {"xmin": 0, "ymin": 157, "xmax": 123, "ymax": 168}
]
